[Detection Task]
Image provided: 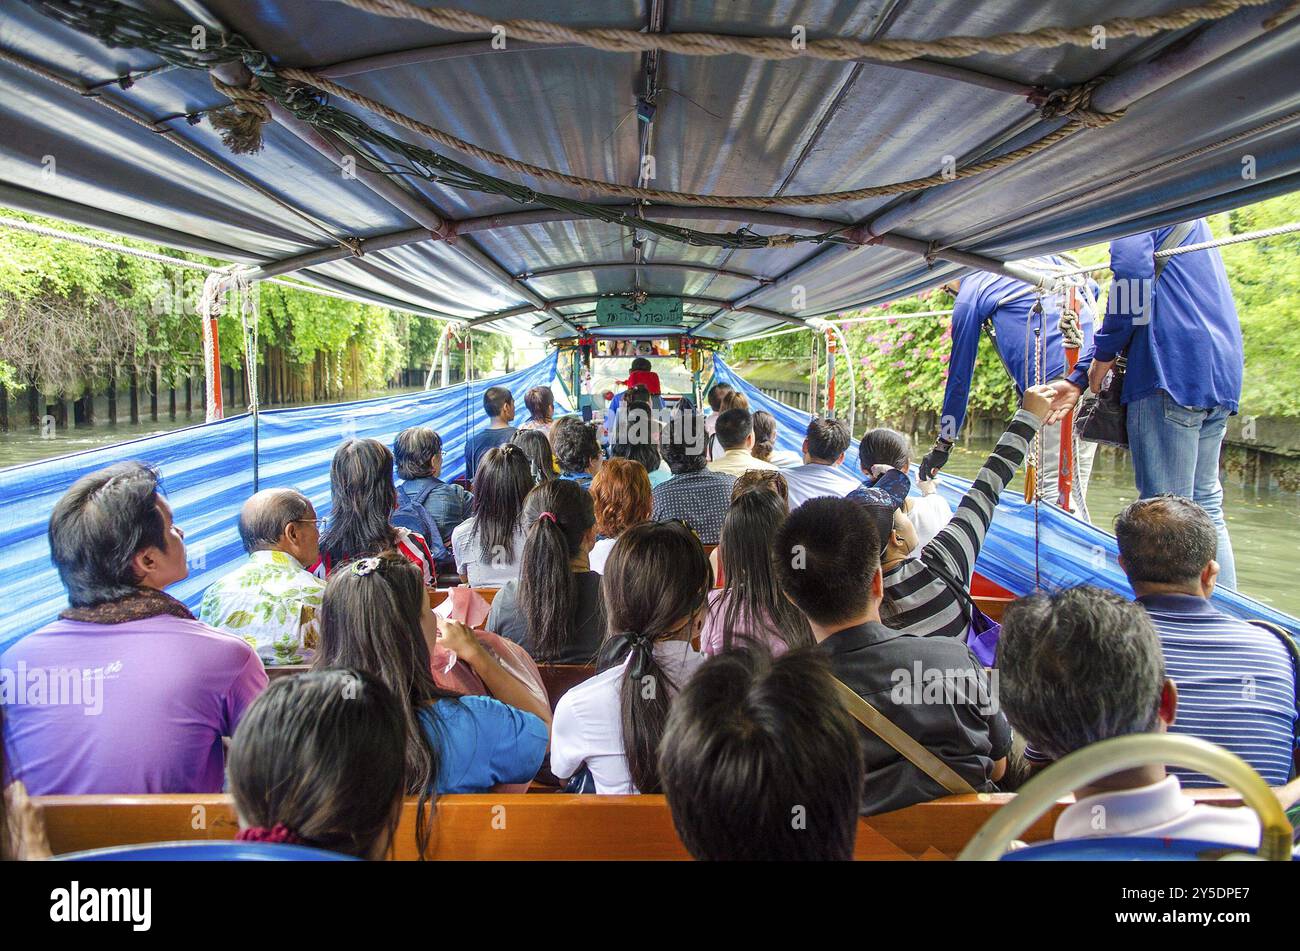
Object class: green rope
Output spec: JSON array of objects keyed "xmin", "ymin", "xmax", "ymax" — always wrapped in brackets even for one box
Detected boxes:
[{"xmin": 32, "ymin": 0, "xmax": 855, "ymax": 251}]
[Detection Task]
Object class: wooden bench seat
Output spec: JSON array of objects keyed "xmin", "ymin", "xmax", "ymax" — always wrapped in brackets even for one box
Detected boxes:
[
  {"xmin": 33, "ymin": 789, "xmax": 1244, "ymax": 861},
  {"xmin": 27, "ymin": 792, "xmax": 1010, "ymax": 860}
]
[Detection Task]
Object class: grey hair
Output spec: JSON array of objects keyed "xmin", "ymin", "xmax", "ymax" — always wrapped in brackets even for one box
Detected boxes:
[
  {"xmin": 998, "ymin": 586, "xmax": 1165, "ymax": 761},
  {"xmin": 1114, "ymin": 494, "xmax": 1217, "ymax": 586},
  {"xmin": 238, "ymin": 489, "xmax": 312, "ymax": 554},
  {"xmin": 393, "ymin": 427, "xmax": 442, "ymax": 481}
]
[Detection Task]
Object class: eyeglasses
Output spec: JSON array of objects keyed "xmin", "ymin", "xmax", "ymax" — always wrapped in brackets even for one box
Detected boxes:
[{"xmin": 295, "ymin": 517, "xmax": 326, "ymax": 528}]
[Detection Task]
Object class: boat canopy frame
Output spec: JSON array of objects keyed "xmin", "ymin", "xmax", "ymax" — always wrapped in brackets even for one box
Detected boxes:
[{"xmin": 2, "ymin": 0, "xmax": 1300, "ymax": 343}]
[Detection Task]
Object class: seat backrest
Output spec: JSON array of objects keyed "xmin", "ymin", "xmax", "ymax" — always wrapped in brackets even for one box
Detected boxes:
[
  {"xmin": 537, "ymin": 664, "xmax": 597, "ymax": 713},
  {"xmin": 33, "ymin": 791, "xmax": 1098, "ymax": 861},
  {"xmin": 265, "ymin": 664, "xmax": 310, "ymax": 681}
]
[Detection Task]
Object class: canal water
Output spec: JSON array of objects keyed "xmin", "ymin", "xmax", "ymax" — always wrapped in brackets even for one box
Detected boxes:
[{"xmin": 2, "ymin": 419, "xmax": 1297, "ymax": 617}]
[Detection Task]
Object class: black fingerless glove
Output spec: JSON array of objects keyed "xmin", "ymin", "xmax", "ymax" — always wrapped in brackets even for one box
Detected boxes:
[{"xmin": 919, "ymin": 441, "xmax": 952, "ymax": 480}]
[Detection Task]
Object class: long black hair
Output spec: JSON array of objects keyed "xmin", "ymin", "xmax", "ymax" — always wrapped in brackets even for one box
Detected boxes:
[
  {"xmin": 319, "ymin": 438, "xmax": 399, "ymax": 570},
  {"xmin": 228, "ymin": 668, "xmax": 407, "ymax": 859},
  {"xmin": 518, "ymin": 480, "xmax": 595, "ymax": 661},
  {"xmin": 599, "ymin": 521, "xmax": 712, "ymax": 793},
  {"xmin": 469, "ymin": 443, "xmax": 533, "ymax": 563},
  {"xmin": 512, "ymin": 428, "xmax": 556, "ymax": 483},
  {"xmin": 315, "ymin": 551, "xmax": 460, "ymax": 857},
  {"xmin": 713, "ymin": 491, "xmax": 812, "ymax": 652}
]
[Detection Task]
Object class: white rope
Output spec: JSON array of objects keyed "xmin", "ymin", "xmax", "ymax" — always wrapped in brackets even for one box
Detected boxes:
[{"xmin": 1042, "ymin": 219, "xmax": 1300, "ymax": 282}]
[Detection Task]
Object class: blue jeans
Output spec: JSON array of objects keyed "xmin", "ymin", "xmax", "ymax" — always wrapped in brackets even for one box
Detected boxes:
[{"xmin": 1127, "ymin": 390, "xmax": 1237, "ymax": 589}]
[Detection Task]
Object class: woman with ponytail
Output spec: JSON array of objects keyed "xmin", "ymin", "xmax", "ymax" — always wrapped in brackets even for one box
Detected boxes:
[
  {"xmin": 485, "ymin": 480, "xmax": 605, "ymax": 664},
  {"xmin": 751, "ymin": 410, "xmax": 802, "ymax": 468},
  {"xmin": 451, "ymin": 443, "xmax": 534, "ymax": 586},
  {"xmin": 315, "ymin": 552, "xmax": 549, "ymax": 854},
  {"xmin": 228, "ymin": 668, "xmax": 407, "ymax": 859},
  {"xmin": 700, "ymin": 490, "xmax": 812, "ymax": 657},
  {"xmin": 550, "ymin": 521, "xmax": 712, "ymax": 794}
]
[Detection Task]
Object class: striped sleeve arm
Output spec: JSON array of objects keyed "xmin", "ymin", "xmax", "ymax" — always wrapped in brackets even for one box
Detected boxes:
[{"xmin": 924, "ymin": 409, "xmax": 1040, "ymax": 581}]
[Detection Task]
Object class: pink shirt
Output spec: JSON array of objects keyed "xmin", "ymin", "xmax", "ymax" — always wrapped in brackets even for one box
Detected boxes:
[
  {"xmin": 0, "ymin": 615, "xmax": 267, "ymax": 794},
  {"xmin": 699, "ymin": 589, "xmax": 792, "ymax": 658}
]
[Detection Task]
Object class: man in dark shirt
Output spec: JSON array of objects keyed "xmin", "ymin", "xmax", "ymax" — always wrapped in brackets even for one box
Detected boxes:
[
  {"xmin": 463, "ymin": 386, "xmax": 517, "ymax": 482},
  {"xmin": 651, "ymin": 409, "xmax": 734, "ymax": 545},
  {"xmin": 774, "ymin": 497, "xmax": 1010, "ymax": 815}
]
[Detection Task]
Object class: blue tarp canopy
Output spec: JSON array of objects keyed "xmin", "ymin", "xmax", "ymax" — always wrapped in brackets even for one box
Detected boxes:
[{"xmin": 1, "ymin": 1, "xmax": 1299, "ymax": 339}]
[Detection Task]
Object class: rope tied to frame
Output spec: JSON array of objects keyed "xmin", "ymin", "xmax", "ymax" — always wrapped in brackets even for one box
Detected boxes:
[
  {"xmin": 1035, "ymin": 77, "xmax": 1126, "ymax": 128},
  {"xmin": 1058, "ymin": 306, "xmax": 1085, "ymax": 349}
]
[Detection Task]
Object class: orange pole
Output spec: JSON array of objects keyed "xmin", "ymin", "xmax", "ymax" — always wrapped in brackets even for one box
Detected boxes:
[
  {"xmin": 1057, "ymin": 287, "xmax": 1079, "ymax": 511},
  {"xmin": 207, "ymin": 315, "xmax": 224, "ymax": 421},
  {"xmin": 825, "ymin": 330, "xmax": 836, "ymax": 416}
]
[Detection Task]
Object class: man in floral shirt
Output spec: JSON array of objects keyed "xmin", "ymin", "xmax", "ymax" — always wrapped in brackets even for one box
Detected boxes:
[{"xmin": 199, "ymin": 489, "xmax": 324, "ymax": 666}]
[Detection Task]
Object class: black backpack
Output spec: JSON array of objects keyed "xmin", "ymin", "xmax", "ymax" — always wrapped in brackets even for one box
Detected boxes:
[{"xmin": 392, "ymin": 482, "xmax": 449, "ymax": 563}]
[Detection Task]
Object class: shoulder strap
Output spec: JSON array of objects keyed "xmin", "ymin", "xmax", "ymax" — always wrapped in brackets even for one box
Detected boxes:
[
  {"xmin": 1152, "ymin": 221, "xmax": 1197, "ymax": 284},
  {"xmin": 1246, "ymin": 619, "xmax": 1300, "ymax": 742},
  {"xmin": 829, "ymin": 676, "xmax": 977, "ymax": 796}
]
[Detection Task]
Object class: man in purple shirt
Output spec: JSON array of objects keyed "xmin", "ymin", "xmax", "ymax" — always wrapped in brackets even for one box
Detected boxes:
[{"xmin": 0, "ymin": 461, "xmax": 266, "ymax": 795}]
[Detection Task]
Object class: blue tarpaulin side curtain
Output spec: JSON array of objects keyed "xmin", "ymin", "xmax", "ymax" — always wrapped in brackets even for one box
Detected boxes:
[
  {"xmin": 711, "ymin": 355, "xmax": 1299, "ymax": 636},
  {"xmin": 0, "ymin": 355, "xmax": 558, "ymax": 653}
]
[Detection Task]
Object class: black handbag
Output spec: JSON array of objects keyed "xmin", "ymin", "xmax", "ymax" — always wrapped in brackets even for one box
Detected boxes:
[{"xmin": 1076, "ymin": 356, "xmax": 1128, "ymax": 448}]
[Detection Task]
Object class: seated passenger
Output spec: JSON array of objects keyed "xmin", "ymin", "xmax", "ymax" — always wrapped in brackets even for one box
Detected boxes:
[
  {"xmin": 731, "ymin": 468, "xmax": 789, "ymax": 508},
  {"xmin": 0, "ymin": 462, "xmax": 266, "ymax": 795},
  {"xmin": 228, "ymin": 668, "xmax": 405, "ymax": 860},
  {"xmin": 551, "ymin": 521, "xmax": 711, "ymax": 794},
  {"xmin": 702, "ymin": 382, "xmax": 733, "ymax": 444},
  {"xmin": 318, "ymin": 438, "xmax": 436, "ymax": 585},
  {"xmin": 751, "ymin": 410, "xmax": 802, "ymax": 469},
  {"xmin": 511, "ymin": 427, "xmax": 557, "ymax": 483},
  {"xmin": 652, "ymin": 410, "xmax": 735, "ymax": 545},
  {"xmin": 659, "ymin": 647, "xmax": 865, "ymax": 860},
  {"xmin": 486, "ymin": 480, "xmax": 605, "ymax": 664},
  {"xmin": 774, "ymin": 497, "xmax": 1009, "ymax": 815},
  {"xmin": 782, "ymin": 417, "xmax": 860, "ymax": 508},
  {"xmin": 517, "ymin": 385, "xmax": 557, "ymax": 438},
  {"xmin": 393, "ymin": 426, "xmax": 471, "ymax": 553},
  {"xmin": 1000, "ymin": 586, "xmax": 1294, "ymax": 852},
  {"xmin": 588, "ymin": 457, "xmax": 653, "ymax": 574},
  {"xmin": 701, "ymin": 490, "xmax": 811, "ymax": 657},
  {"xmin": 858, "ymin": 428, "xmax": 951, "ymax": 548},
  {"xmin": 552, "ymin": 415, "xmax": 604, "ymax": 489},
  {"xmin": 612, "ymin": 398, "xmax": 670, "ymax": 486},
  {"xmin": 451, "ymin": 444, "xmax": 532, "ymax": 586},
  {"xmin": 707, "ymin": 408, "xmax": 778, "ymax": 478},
  {"xmin": 1099, "ymin": 496, "xmax": 1293, "ymax": 786},
  {"xmin": 315, "ymin": 552, "xmax": 549, "ymax": 800},
  {"xmin": 463, "ymin": 386, "xmax": 517, "ymax": 481},
  {"xmin": 708, "ymin": 390, "xmax": 750, "ymax": 458},
  {"xmin": 877, "ymin": 388, "xmax": 1050, "ymax": 639},
  {"xmin": 199, "ymin": 488, "xmax": 325, "ymax": 666}
]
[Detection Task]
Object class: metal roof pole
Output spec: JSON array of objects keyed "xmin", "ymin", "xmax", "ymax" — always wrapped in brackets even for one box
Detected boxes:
[
  {"xmin": 455, "ymin": 205, "xmax": 849, "ymax": 237},
  {"xmin": 316, "ymin": 39, "xmax": 578, "ymax": 80},
  {"xmin": 520, "ymin": 261, "xmax": 768, "ymax": 284}
]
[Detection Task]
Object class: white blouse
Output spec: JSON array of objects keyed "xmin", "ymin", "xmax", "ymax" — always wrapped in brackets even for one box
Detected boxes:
[
  {"xmin": 451, "ymin": 517, "xmax": 527, "ymax": 587},
  {"xmin": 550, "ymin": 640, "xmax": 706, "ymax": 794}
]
